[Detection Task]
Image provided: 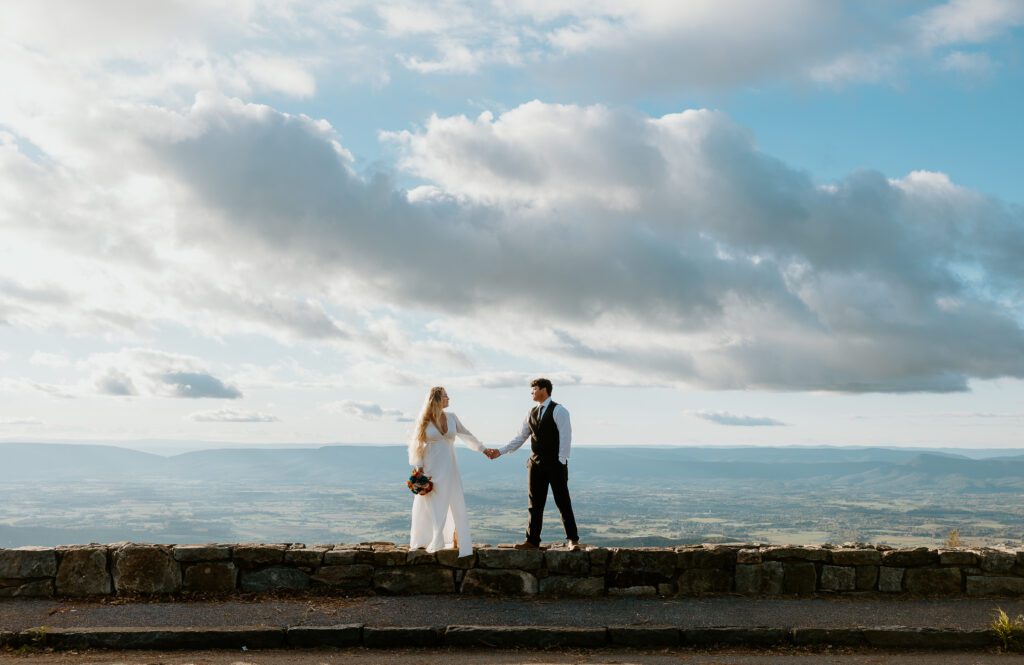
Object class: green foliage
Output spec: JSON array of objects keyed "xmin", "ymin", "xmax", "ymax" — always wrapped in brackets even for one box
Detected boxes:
[{"xmin": 993, "ymin": 608, "xmax": 1024, "ymax": 652}]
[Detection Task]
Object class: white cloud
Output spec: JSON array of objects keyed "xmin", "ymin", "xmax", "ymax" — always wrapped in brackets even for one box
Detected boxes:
[
  {"xmin": 0, "ymin": 416, "xmax": 44, "ymax": 426},
  {"xmin": 29, "ymin": 352, "xmax": 70, "ymax": 368},
  {"xmin": 85, "ymin": 348, "xmax": 242, "ymax": 399},
  {"xmin": 188, "ymin": 408, "xmax": 280, "ymax": 423},
  {"xmin": 322, "ymin": 399, "xmax": 413, "ymax": 422},
  {"xmin": 689, "ymin": 410, "xmax": 787, "ymax": 427},
  {"xmin": 915, "ymin": 0, "xmax": 1024, "ymax": 49},
  {"xmin": 236, "ymin": 53, "xmax": 317, "ymax": 98},
  {"xmin": 150, "ymin": 96, "xmax": 1024, "ymax": 393},
  {"xmin": 941, "ymin": 50, "xmax": 997, "ymax": 76},
  {"xmin": 454, "ymin": 371, "xmax": 582, "ymax": 390}
]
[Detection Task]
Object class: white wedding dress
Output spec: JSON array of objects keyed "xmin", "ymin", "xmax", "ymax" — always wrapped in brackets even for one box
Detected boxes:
[{"xmin": 408, "ymin": 412, "xmax": 485, "ymax": 558}]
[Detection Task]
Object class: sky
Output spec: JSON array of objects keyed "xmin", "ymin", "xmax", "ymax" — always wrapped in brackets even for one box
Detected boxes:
[{"xmin": 1, "ymin": 0, "xmax": 1023, "ymax": 451}]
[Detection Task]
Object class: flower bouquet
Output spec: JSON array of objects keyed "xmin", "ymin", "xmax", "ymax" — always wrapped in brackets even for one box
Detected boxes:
[{"xmin": 407, "ymin": 468, "xmax": 434, "ymax": 495}]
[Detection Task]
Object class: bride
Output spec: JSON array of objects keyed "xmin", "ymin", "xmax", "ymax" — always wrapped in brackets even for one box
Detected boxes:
[{"xmin": 408, "ymin": 386, "xmax": 488, "ymax": 558}]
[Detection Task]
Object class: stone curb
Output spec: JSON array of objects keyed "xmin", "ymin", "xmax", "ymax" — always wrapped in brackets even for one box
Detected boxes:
[
  {"xmin": 444, "ymin": 625, "xmax": 607, "ymax": 648},
  {"xmin": 0, "ymin": 624, "xmax": 1002, "ymax": 651},
  {"xmin": 285, "ymin": 624, "xmax": 362, "ymax": 648},
  {"xmin": 5, "ymin": 626, "xmax": 286, "ymax": 650}
]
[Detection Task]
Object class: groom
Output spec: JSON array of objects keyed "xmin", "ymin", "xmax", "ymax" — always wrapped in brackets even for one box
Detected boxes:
[{"xmin": 485, "ymin": 377, "xmax": 580, "ymax": 551}]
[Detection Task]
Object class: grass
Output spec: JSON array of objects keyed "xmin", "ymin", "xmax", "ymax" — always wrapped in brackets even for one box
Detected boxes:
[
  {"xmin": 993, "ymin": 608, "xmax": 1024, "ymax": 652},
  {"xmin": 944, "ymin": 528, "xmax": 962, "ymax": 548}
]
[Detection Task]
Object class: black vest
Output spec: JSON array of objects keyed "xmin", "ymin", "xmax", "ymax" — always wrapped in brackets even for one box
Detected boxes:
[{"xmin": 529, "ymin": 401, "xmax": 560, "ymax": 461}]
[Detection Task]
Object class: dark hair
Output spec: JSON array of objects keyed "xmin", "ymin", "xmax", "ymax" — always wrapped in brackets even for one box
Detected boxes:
[{"xmin": 530, "ymin": 377, "xmax": 553, "ymax": 394}]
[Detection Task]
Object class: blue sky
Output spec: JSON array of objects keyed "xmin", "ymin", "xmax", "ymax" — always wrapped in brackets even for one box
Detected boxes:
[{"xmin": 1, "ymin": 1, "xmax": 1023, "ymax": 450}]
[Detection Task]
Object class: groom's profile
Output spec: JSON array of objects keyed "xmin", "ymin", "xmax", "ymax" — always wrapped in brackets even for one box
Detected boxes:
[{"xmin": 485, "ymin": 377, "xmax": 580, "ymax": 551}]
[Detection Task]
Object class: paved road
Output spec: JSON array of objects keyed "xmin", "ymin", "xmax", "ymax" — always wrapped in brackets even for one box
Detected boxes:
[
  {"xmin": 2, "ymin": 647, "xmax": 1024, "ymax": 664},
  {"xmin": 3, "ymin": 596, "xmax": 1024, "ymax": 632}
]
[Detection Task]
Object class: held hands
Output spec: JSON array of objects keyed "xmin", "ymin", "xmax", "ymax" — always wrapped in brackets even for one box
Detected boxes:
[{"xmin": 483, "ymin": 448, "xmax": 501, "ymax": 460}]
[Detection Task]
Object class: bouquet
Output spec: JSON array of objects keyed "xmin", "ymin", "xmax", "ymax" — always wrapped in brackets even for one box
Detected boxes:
[{"xmin": 407, "ymin": 468, "xmax": 434, "ymax": 495}]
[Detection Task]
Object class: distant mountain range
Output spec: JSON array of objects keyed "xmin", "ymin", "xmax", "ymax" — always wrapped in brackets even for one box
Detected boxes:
[{"xmin": 4, "ymin": 442, "xmax": 1024, "ymax": 492}]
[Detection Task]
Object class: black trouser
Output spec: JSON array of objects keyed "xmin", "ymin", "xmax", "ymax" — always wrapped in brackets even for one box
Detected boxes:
[{"xmin": 526, "ymin": 456, "xmax": 579, "ymax": 544}]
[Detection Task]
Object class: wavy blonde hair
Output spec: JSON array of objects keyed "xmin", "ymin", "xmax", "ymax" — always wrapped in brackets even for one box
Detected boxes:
[{"xmin": 409, "ymin": 386, "xmax": 446, "ymax": 466}]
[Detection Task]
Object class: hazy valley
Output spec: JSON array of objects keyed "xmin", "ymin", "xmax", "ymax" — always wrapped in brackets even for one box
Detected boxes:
[{"xmin": 1, "ymin": 443, "xmax": 1022, "ymax": 549}]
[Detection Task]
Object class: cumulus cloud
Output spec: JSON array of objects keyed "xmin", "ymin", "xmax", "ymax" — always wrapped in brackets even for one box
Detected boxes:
[
  {"xmin": 188, "ymin": 408, "xmax": 279, "ymax": 423},
  {"xmin": 455, "ymin": 371, "xmax": 583, "ymax": 390},
  {"xmin": 140, "ymin": 95, "xmax": 1024, "ymax": 392},
  {"xmin": 87, "ymin": 348, "xmax": 242, "ymax": 399},
  {"xmin": 322, "ymin": 400, "xmax": 413, "ymax": 422},
  {"xmin": 688, "ymin": 410, "xmax": 787, "ymax": 427}
]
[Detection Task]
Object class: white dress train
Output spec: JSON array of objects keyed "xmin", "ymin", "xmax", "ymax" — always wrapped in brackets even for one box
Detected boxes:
[{"xmin": 408, "ymin": 412, "xmax": 485, "ymax": 558}]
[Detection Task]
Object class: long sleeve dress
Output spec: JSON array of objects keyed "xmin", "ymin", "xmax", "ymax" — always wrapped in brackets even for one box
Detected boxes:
[{"xmin": 408, "ymin": 411, "xmax": 485, "ymax": 558}]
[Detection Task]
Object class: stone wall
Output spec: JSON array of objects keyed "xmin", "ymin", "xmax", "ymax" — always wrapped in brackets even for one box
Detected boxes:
[{"xmin": 1, "ymin": 542, "xmax": 1023, "ymax": 599}]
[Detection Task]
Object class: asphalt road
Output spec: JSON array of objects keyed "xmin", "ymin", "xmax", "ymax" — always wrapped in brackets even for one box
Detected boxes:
[{"xmin": 2, "ymin": 647, "xmax": 1024, "ymax": 664}]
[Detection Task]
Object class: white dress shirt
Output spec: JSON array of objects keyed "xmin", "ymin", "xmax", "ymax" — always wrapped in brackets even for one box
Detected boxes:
[{"xmin": 499, "ymin": 398, "xmax": 572, "ymax": 463}]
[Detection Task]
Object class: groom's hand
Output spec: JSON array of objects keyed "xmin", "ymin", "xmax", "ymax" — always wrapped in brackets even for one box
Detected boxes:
[{"xmin": 484, "ymin": 448, "xmax": 501, "ymax": 459}]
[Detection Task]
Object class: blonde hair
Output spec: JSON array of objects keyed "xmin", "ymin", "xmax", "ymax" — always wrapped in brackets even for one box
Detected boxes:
[{"xmin": 409, "ymin": 386, "xmax": 446, "ymax": 466}]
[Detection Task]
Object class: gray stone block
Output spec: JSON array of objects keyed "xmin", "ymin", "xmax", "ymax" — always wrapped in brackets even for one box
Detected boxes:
[
  {"xmin": 937, "ymin": 549, "xmax": 977, "ymax": 566},
  {"xmin": 545, "ymin": 550, "xmax": 590, "ymax": 575},
  {"xmin": 284, "ymin": 547, "xmax": 327, "ymax": 567},
  {"xmin": 323, "ymin": 549, "xmax": 360, "ymax": 565},
  {"xmin": 240, "ymin": 566, "xmax": 309, "ymax": 593},
  {"xmin": 538, "ymin": 575, "xmax": 604, "ymax": 596},
  {"xmin": 783, "ymin": 561, "xmax": 817, "ymax": 595},
  {"xmin": 607, "ymin": 585, "xmax": 657, "ymax": 596},
  {"xmin": 460, "ymin": 568, "xmax": 537, "ymax": 595},
  {"xmin": 677, "ymin": 545, "xmax": 736, "ymax": 569},
  {"xmin": 435, "ymin": 549, "xmax": 476, "ymax": 568},
  {"xmin": 881, "ymin": 548, "xmax": 937, "ymax": 567},
  {"xmin": 903, "ymin": 567, "xmax": 961, "ymax": 595},
  {"xmin": 406, "ymin": 549, "xmax": 437, "ymax": 565},
  {"xmin": 855, "ymin": 565, "xmax": 878, "ymax": 591},
  {"xmin": 0, "ymin": 579, "xmax": 54, "ymax": 597},
  {"xmin": 232, "ymin": 544, "xmax": 286, "ymax": 569},
  {"xmin": 286, "ymin": 624, "xmax": 362, "ymax": 647},
  {"xmin": 980, "ymin": 549, "xmax": 1017, "ymax": 573},
  {"xmin": 736, "ymin": 548, "xmax": 762, "ymax": 564},
  {"xmin": 56, "ymin": 547, "xmax": 110, "ymax": 597},
  {"xmin": 112, "ymin": 544, "xmax": 181, "ymax": 595},
  {"xmin": 373, "ymin": 549, "xmax": 408, "ymax": 566},
  {"xmin": 444, "ymin": 625, "xmax": 606, "ymax": 648},
  {"xmin": 830, "ymin": 549, "xmax": 880, "ymax": 565},
  {"xmin": 735, "ymin": 562, "xmax": 783, "ymax": 595},
  {"xmin": 171, "ymin": 545, "xmax": 231, "ymax": 562},
  {"xmin": 183, "ymin": 562, "xmax": 237, "ymax": 593},
  {"xmin": 966, "ymin": 575, "xmax": 1024, "ymax": 596},
  {"xmin": 879, "ymin": 566, "xmax": 904, "ymax": 592},
  {"xmin": 677, "ymin": 568, "xmax": 732, "ymax": 594},
  {"xmin": 820, "ymin": 565, "xmax": 855, "ymax": 591},
  {"xmin": 588, "ymin": 548, "xmax": 610, "ymax": 575},
  {"xmin": 374, "ymin": 566, "xmax": 455, "ymax": 594},
  {"xmin": 0, "ymin": 547, "xmax": 57, "ymax": 578},
  {"xmin": 762, "ymin": 546, "xmax": 829, "ymax": 562},
  {"xmin": 608, "ymin": 626, "xmax": 680, "ymax": 647},
  {"xmin": 311, "ymin": 564, "xmax": 374, "ymax": 589},
  {"xmin": 608, "ymin": 548, "xmax": 677, "ymax": 576},
  {"xmin": 364, "ymin": 626, "xmax": 440, "ymax": 647},
  {"xmin": 476, "ymin": 547, "xmax": 543, "ymax": 571}
]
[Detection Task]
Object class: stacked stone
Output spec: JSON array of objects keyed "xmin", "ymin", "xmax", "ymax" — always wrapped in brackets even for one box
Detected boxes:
[{"xmin": 1, "ymin": 543, "xmax": 1023, "ymax": 598}]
